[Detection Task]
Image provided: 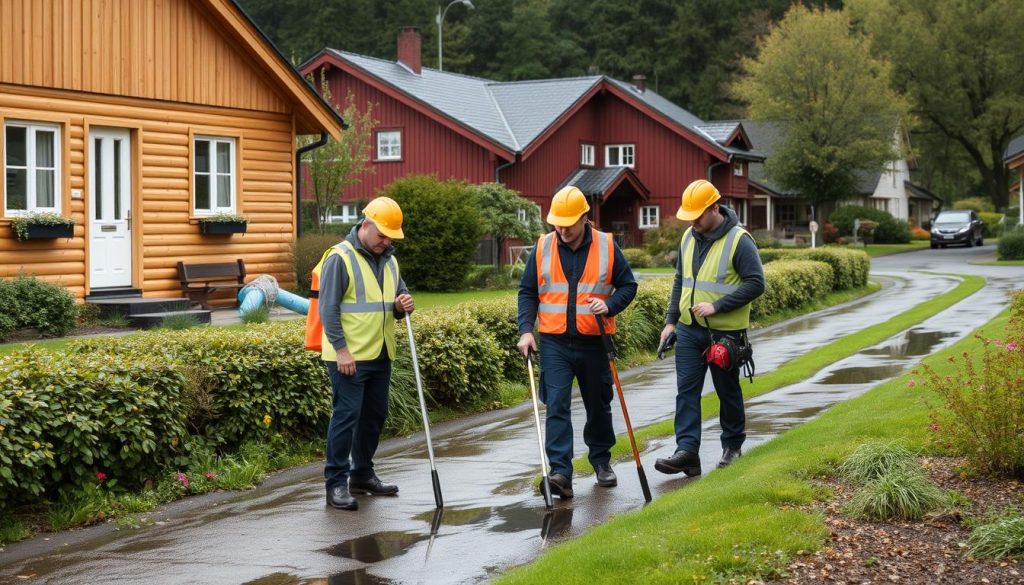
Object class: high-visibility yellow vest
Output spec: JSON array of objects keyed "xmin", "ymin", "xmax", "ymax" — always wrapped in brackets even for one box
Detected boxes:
[
  {"xmin": 536, "ymin": 229, "xmax": 616, "ymax": 335},
  {"xmin": 678, "ymin": 225, "xmax": 751, "ymax": 331},
  {"xmin": 314, "ymin": 240, "xmax": 399, "ymax": 362}
]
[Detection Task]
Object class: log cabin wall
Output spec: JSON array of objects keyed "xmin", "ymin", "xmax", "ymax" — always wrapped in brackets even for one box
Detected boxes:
[{"xmin": 0, "ymin": 0, "xmax": 304, "ymax": 300}]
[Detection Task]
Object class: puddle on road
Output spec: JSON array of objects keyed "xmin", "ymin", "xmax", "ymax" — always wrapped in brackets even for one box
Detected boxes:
[
  {"xmin": 861, "ymin": 329, "xmax": 955, "ymax": 357},
  {"xmin": 819, "ymin": 364, "xmax": 906, "ymax": 385},
  {"xmin": 111, "ymin": 537, "xmax": 176, "ymax": 554},
  {"xmin": 322, "ymin": 532, "xmax": 429, "ymax": 563}
]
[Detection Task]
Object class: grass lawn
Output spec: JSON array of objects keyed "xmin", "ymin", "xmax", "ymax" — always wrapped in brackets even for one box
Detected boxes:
[
  {"xmin": 972, "ymin": 259, "xmax": 1024, "ymax": 266},
  {"xmin": 575, "ymin": 273, "xmax": 984, "ymax": 470},
  {"xmin": 411, "ymin": 288, "xmax": 516, "ymax": 310},
  {"xmin": 498, "ymin": 301, "xmax": 1009, "ymax": 585},
  {"xmin": 863, "ymin": 240, "xmax": 930, "ymax": 257}
]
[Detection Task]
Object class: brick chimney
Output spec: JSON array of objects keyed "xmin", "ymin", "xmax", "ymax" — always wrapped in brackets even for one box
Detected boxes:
[
  {"xmin": 632, "ymin": 74, "xmax": 647, "ymax": 93},
  {"xmin": 397, "ymin": 27, "xmax": 422, "ymax": 75}
]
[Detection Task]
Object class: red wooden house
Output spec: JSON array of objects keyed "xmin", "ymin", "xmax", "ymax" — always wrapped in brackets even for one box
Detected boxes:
[{"xmin": 300, "ymin": 28, "xmax": 762, "ymax": 246}]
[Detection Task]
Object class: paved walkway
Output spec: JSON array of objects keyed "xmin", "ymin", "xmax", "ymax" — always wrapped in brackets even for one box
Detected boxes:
[{"xmin": 1, "ymin": 244, "xmax": 1020, "ymax": 585}]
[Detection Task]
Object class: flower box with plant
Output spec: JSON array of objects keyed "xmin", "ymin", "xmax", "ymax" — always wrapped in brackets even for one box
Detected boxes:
[
  {"xmin": 198, "ymin": 213, "xmax": 248, "ymax": 235},
  {"xmin": 9, "ymin": 212, "xmax": 75, "ymax": 241}
]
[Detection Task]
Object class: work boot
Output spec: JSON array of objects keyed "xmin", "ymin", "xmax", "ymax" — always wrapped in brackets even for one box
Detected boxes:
[
  {"xmin": 654, "ymin": 449, "xmax": 702, "ymax": 476},
  {"xmin": 326, "ymin": 486, "xmax": 358, "ymax": 510},
  {"xmin": 718, "ymin": 448, "xmax": 742, "ymax": 469},
  {"xmin": 349, "ymin": 475, "xmax": 399, "ymax": 496},
  {"xmin": 548, "ymin": 473, "xmax": 574, "ymax": 500},
  {"xmin": 594, "ymin": 463, "xmax": 617, "ymax": 487}
]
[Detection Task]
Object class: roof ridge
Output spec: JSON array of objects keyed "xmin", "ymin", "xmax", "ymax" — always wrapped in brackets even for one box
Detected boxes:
[
  {"xmin": 486, "ymin": 75, "xmax": 603, "ymax": 87},
  {"xmin": 485, "ymin": 86, "xmax": 520, "ymax": 151}
]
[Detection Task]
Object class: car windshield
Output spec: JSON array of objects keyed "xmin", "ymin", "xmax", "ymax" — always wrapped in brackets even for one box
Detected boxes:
[{"xmin": 936, "ymin": 211, "xmax": 970, "ymax": 223}]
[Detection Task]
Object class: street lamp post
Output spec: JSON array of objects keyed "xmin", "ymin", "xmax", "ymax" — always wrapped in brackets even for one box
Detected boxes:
[{"xmin": 437, "ymin": 0, "xmax": 474, "ymax": 72}]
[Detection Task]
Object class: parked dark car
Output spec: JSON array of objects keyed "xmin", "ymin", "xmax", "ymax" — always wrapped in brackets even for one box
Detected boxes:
[{"xmin": 930, "ymin": 210, "xmax": 984, "ymax": 248}]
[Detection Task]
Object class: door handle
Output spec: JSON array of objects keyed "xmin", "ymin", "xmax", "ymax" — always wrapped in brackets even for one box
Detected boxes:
[{"xmin": 127, "ymin": 208, "xmax": 131, "ymax": 231}]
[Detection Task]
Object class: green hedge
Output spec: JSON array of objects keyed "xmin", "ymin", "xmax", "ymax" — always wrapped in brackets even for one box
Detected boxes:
[
  {"xmin": 759, "ymin": 247, "xmax": 870, "ymax": 290},
  {"xmin": 0, "ymin": 275, "xmax": 78, "ymax": 341},
  {"xmin": 978, "ymin": 212, "xmax": 1003, "ymax": 238},
  {"xmin": 828, "ymin": 205, "xmax": 911, "ymax": 244},
  {"xmin": 622, "ymin": 247, "xmax": 652, "ymax": 269},
  {"xmin": 751, "ymin": 260, "xmax": 834, "ymax": 321},
  {"xmin": 998, "ymin": 230, "xmax": 1024, "ymax": 260}
]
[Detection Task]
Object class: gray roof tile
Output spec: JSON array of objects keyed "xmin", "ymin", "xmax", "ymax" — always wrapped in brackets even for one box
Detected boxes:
[
  {"xmin": 1005, "ymin": 134, "xmax": 1024, "ymax": 162},
  {"xmin": 559, "ymin": 167, "xmax": 630, "ymax": 197}
]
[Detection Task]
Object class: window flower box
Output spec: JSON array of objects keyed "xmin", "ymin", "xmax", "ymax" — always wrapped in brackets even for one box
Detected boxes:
[
  {"xmin": 10, "ymin": 212, "xmax": 75, "ymax": 241},
  {"xmin": 198, "ymin": 213, "xmax": 248, "ymax": 235}
]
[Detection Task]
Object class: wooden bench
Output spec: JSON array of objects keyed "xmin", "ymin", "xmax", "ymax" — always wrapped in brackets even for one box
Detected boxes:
[{"xmin": 177, "ymin": 259, "xmax": 246, "ymax": 310}]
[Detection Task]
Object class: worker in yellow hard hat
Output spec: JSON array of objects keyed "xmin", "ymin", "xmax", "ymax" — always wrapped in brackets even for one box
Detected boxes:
[
  {"xmin": 313, "ymin": 196, "xmax": 414, "ymax": 511},
  {"xmin": 516, "ymin": 185, "xmax": 638, "ymax": 499},
  {"xmin": 654, "ymin": 179, "xmax": 765, "ymax": 477}
]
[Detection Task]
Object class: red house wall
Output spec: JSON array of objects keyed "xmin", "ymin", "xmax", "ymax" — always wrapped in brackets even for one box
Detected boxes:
[{"xmin": 316, "ymin": 65, "xmax": 500, "ymax": 201}]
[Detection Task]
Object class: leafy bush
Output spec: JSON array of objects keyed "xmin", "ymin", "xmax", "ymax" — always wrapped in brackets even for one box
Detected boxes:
[
  {"xmin": 750, "ymin": 230, "xmax": 780, "ymax": 249},
  {"xmin": 844, "ymin": 468, "xmax": 947, "ymax": 521},
  {"xmin": 752, "ymin": 260, "xmax": 833, "ymax": 321},
  {"xmin": 759, "ymin": 248, "xmax": 870, "ymax": 291},
  {"xmin": 966, "ymin": 510, "xmax": 1024, "ymax": 560},
  {"xmin": 381, "ymin": 176, "xmax": 483, "ymax": 291},
  {"xmin": 644, "ymin": 217, "xmax": 687, "ymax": 257},
  {"xmin": 410, "ymin": 310, "xmax": 502, "ymax": 406},
  {"xmin": 0, "ymin": 275, "xmax": 78, "ymax": 341},
  {"xmin": 910, "ymin": 226, "xmax": 930, "ymax": 241},
  {"xmin": 952, "ymin": 196, "xmax": 995, "ymax": 213},
  {"xmin": 465, "ymin": 298, "xmax": 526, "ymax": 382},
  {"xmin": 917, "ymin": 291, "xmax": 1024, "ymax": 478},
  {"xmin": 614, "ymin": 279, "xmax": 672, "ymax": 357},
  {"xmin": 465, "ymin": 265, "xmax": 517, "ymax": 290},
  {"xmin": 978, "ymin": 212, "xmax": 1003, "ymax": 238},
  {"xmin": 828, "ymin": 205, "xmax": 910, "ymax": 243},
  {"xmin": 291, "ymin": 233, "xmax": 344, "ymax": 296},
  {"xmin": 997, "ymin": 231, "xmax": 1024, "ymax": 260},
  {"xmin": 622, "ymin": 247, "xmax": 651, "ymax": 269},
  {"xmin": 822, "ymin": 222, "xmax": 840, "ymax": 244}
]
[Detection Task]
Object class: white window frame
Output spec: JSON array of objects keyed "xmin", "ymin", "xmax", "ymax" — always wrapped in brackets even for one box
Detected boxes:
[
  {"xmin": 733, "ymin": 162, "xmax": 744, "ymax": 176},
  {"xmin": 376, "ymin": 130, "xmax": 402, "ymax": 161},
  {"xmin": 193, "ymin": 136, "xmax": 236, "ymax": 215},
  {"xmin": 327, "ymin": 202, "xmax": 360, "ymax": 224},
  {"xmin": 639, "ymin": 205, "xmax": 659, "ymax": 229},
  {"xmin": 580, "ymin": 143, "xmax": 595, "ymax": 166},
  {"xmin": 4, "ymin": 121, "xmax": 61, "ymax": 216},
  {"xmin": 605, "ymin": 144, "xmax": 635, "ymax": 168}
]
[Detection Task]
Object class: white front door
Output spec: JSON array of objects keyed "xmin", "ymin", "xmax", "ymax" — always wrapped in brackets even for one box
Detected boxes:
[{"xmin": 89, "ymin": 128, "xmax": 133, "ymax": 289}]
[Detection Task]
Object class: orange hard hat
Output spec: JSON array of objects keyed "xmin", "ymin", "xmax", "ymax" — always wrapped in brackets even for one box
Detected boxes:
[
  {"xmin": 676, "ymin": 180, "xmax": 721, "ymax": 221},
  {"xmin": 547, "ymin": 186, "xmax": 590, "ymax": 227},
  {"xmin": 362, "ymin": 196, "xmax": 404, "ymax": 239}
]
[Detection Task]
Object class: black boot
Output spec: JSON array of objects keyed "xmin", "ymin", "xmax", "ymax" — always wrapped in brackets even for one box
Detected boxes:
[
  {"xmin": 548, "ymin": 473, "xmax": 574, "ymax": 499},
  {"xmin": 654, "ymin": 449, "xmax": 702, "ymax": 476},
  {"xmin": 326, "ymin": 486, "xmax": 358, "ymax": 510},
  {"xmin": 718, "ymin": 448, "xmax": 742, "ymax": 469},
  {"xmin": 349, "ymin": 475, "xmax": 399, "ymax": 496},
  {"xmin": 594, "ymin": 463, "xmax": 617, "ymax": 487}
]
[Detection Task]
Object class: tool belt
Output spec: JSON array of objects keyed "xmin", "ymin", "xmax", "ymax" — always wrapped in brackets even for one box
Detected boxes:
[{"xmin": 704, "ymin": 329, "xmax": 755, "ymax": 383}]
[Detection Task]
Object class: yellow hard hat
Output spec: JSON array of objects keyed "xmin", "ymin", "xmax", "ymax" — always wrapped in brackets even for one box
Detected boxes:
[
  {"xmin": 547, "ymin": 186, "xmax": 590, "ymax": 227},
  {"xmin": 676, "ymin": 179, "xmax": 721, "ymax": 221},
  {"xmin": 362, "ymin": 196, "xmax": 404, "ymax": 239}
]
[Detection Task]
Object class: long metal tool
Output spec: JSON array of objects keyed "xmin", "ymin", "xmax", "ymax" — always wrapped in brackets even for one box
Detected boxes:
[
  {"xmin": 526, "ymin": 350, "xmax": 554, "ymax": 508},
  {"xmin": 406, "ymin": 316, "xmax": 443, "ymax": 509},
  {"xmin": 596, "ymin": 315, "xmax": 653, "ymax": 503}
]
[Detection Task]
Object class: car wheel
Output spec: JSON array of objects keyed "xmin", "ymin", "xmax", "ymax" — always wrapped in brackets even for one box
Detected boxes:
[
  {"xmin": 977, "ymin": 237, "xmax": 984, "ymax": 246},
  {"xmin": 940, "ymin": 244, "xmax": 947, "ymax": 248},
  {"xmin": 930, "ymin": 243, "xmax": 938, "ymax": 249},
  {"xmin": 966, "ymin": 237, "xmax": 973, "ymax": 248}
]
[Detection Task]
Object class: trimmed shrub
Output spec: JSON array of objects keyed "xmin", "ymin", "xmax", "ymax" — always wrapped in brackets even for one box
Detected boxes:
[
  {"xmin": 292, "ymin": 233, "xmax": 344, "ymax": 296},
  {"xmin": 751, "ymin": 260, "xmax": 833, "ymax": 321},
  {"xmin": 828, "ymin": 205, "xmax": 910, "ymax": 244},
  {"xmin": 759, "ymin": 248, "xmax": 870, "ymax": 291},
  {"xmin": 978, "ymin": 212, "xmax": 1003, "ymax": 238},
  {"xmin": 0, "ymin": 275, "xmax": 77, "ymax": 341},
  {"xmin": 952, "ymin": 196, "xmax": 995, "ymax": 213},
  {"xmin": 410, "ymin": 309, "xmax": 502, "ymax": 406},
  {"xmin": 381, "ymin": 176, "xmax": 484, "ymax": 291},
  {"xmin": 910, "ymin": 226, "xmax": 930, "ymax": 241},
  {"xmin": 466, "ymin": 298, "xmax": 526, "ymax": 382},
  {"xmin": 998, "ymin": 231, "xmax": 1024, "ymax": 260},
  {"xmin": 644, "ymin": 217, "xmax": 687, "ymax": 257},
  {"xmin": 614, "ymin": 278, "xmax": 672, "ymax": 357},
  {"xmin": 622, "ymin": 247, "xmax": 652, "ymax": 269}
]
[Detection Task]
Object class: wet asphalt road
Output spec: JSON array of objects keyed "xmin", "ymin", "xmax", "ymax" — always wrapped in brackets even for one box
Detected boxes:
[{"xmin": 1, "ymin": 244, "xmax": 1021, "ymax": 585}]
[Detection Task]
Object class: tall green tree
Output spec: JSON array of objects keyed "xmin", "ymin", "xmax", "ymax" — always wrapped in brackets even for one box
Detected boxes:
[
  {"xmin": 300, "ymin": 72, "xmax": 376, "ymax": 233},
  {"xmin": 733, "ymin": 6, "xmax": 907, "ymax": 214},
  {"xmin": 849, "ymin": 0, "xmax": 1024, "ymax": 209},
  {"xmin": 468, "ymin": 183, "xmax": 544, "ymax": 266}
]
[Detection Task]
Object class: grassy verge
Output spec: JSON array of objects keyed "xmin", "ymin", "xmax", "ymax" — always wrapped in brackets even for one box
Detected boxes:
[
  {"xmin": 498, "ymin": 306, "xmax": 1009, "ymax": 585},
  {"xmin": 864, "ymin": 240, "xmax": 930, "ymax": 257},
  {"xmin": 577, "ymin": 273, "xmax": 984, "ymax": 470},
  {"xmin": 972, "ymin": 259, "xmax": 1024, "ymax": 266}
]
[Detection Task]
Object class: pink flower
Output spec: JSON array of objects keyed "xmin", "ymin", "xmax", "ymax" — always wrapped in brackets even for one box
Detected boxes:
[
  {"xmin": 907, "ymin": 379, "xmax": 917, "ymax": 388},
  {"xmin": 205, "ymin": 472, "xmax": 216, "ymax": 480},
  {"xmin": 176, "ymin": 472, "xmax": 190, "ymax": 488},
  {"xmin": 95, "ymin": 471, "xmax": 107, "ymax": 482},
  {"xmin": 1008, "ymin": 342, "xmax": 1019, "ymax": 352}
]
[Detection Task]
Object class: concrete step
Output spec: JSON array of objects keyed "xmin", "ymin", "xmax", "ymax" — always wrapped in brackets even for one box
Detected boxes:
[
  {"xmin": 87, "ymin": 297, "xmax": 192, "ymax": 318},
  {"xmin": 128, "ymin": 309, "xmax": 212, "ymax": 329}
]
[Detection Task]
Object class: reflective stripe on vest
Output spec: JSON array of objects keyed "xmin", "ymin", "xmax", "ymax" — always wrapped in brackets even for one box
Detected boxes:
[
  {"xmin": 320, "ymin": 240, "xmax": 400, "ymax": 362},
  {"xmin": 536, "ymin": 229, "xmax": 616, "ymax": 335},
  {"xmin": 678, "ymin": 225, "xmax": 752, "ymax": 330}
]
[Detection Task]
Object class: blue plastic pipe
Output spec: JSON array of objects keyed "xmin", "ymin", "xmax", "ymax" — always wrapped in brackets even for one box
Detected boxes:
[{"xmin": 237, "ymin": 287, "xmax": 309, "ymax": 317}]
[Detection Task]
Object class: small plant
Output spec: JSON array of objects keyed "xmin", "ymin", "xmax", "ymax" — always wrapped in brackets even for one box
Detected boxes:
[
  {"xmin": 9, "ymin": 211, "xmax": 75, "ymax": 241},
  {"xmin": 240, "ymin": 305, "xmax": 269, "ymax": 324},
  {"xmin": 839, "ymin": 440, "xmax": 918, "ymax": 484},
  {"xmin": 158, "ymin": 314, "xmax": 202, "ymax": 330},
  {"xmin": 99, "ymin": 312, "xmax": 131, "ymax": 328},
  {"xmin": 198, "ymin": 212, "xmax": 247, "ymax": 224},
  {"xmin": 844, "ymin": 468, "xmax": 948, "ymax": 521},
  {"xmin": 0, "ymin": 517, "xmax": 31, "ymax": 545},
  {"xmin": 965, "ymin": 509, "xmax": 1024, "ymax": 560}
]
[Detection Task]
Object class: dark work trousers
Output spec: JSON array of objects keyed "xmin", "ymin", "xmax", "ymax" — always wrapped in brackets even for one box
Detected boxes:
[
  {"xmin": 324, "ymin": 358, "xmax": 392, "ymax": 490},
  {"xmin": 673, "ymin": 323, "xmax": 746, "ymax": 453},
  {"xmin": 538, "ymin": 335, "xmax": 616, "ymax": 479}
]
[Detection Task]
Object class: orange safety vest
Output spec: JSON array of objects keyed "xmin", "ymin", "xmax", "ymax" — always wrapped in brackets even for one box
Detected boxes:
[{"xmin": 536, "ymin": 228, "xmax": 616, "ymax": 335}]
